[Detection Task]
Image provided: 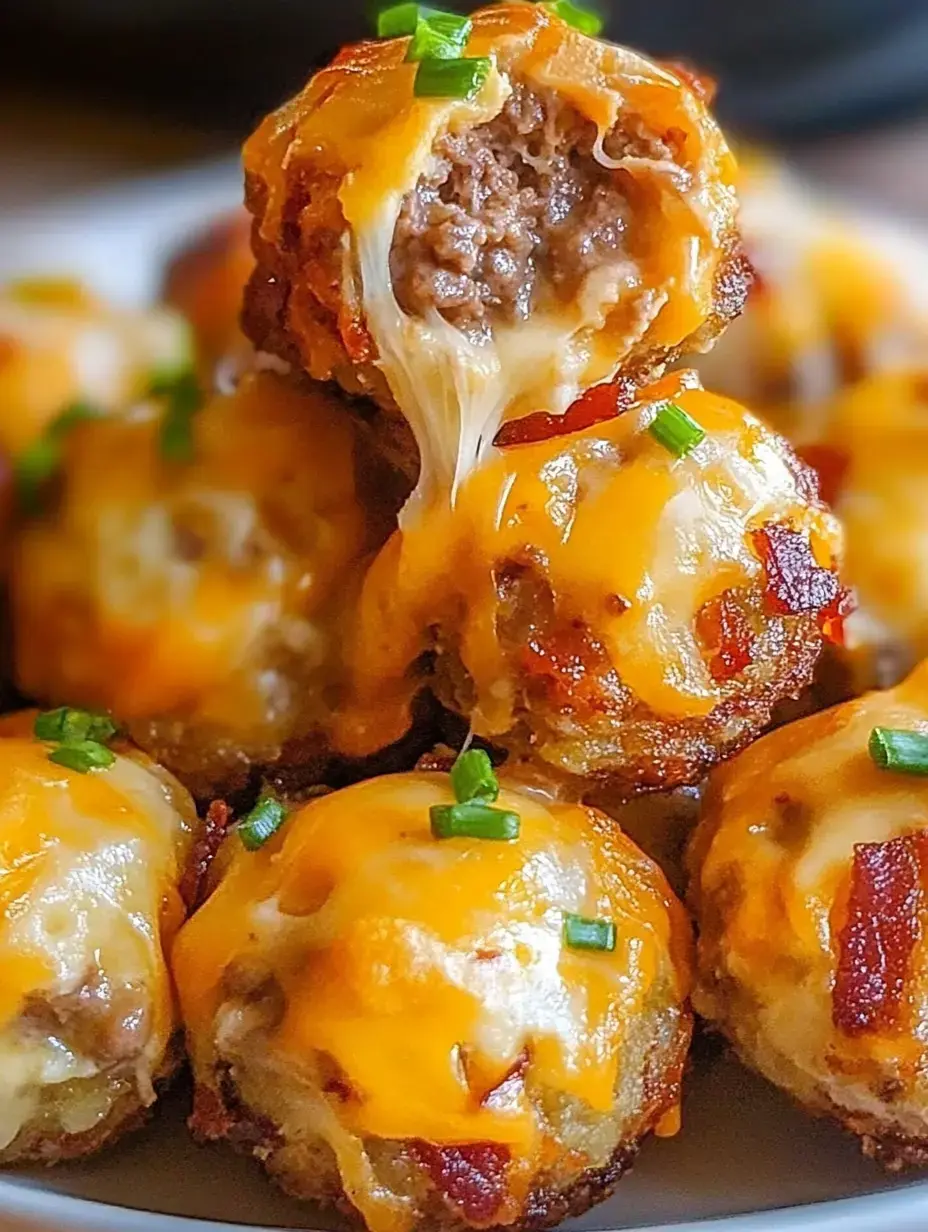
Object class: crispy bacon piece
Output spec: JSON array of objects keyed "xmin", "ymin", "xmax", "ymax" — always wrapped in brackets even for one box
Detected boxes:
[
  {"xmin": 521, "ymin": 624, "xmax": 619, "ymax": 716},
  {"xmin": 179, "ymin": 800, "xmax": 232, "ymax": 910},
  {"xmin": 752, "ymin": 523, "xmax": 841, "ymax": 618},
  {"xmin": 797, "ymin": 444, "xmax": 850, "ymax": 508},
  {"xmin": 833, "ymin": 831, "xmax": 928, "ymax": 1036},
  {"xmin": 695, "ymin": 592, "xmax": 756, "ymax": 682},
  {"xmin": 495, "ymin": 379, "xmax": 634, "ymax": 448},
  {"xmin": 411, "ymin": 1142, "xmax": 511, "ymax": 1224}
]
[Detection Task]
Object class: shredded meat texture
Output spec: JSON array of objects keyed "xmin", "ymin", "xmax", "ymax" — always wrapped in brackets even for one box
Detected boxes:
[{"xmin": 390, "ymin": 82, "xmax": 673, "ymax": 340}]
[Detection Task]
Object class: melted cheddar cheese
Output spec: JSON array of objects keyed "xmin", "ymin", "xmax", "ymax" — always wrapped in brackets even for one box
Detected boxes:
[
  {"xmin": 336, "ymin": 372, "xmax": 843, "ymax": 756},
  {"xmin": 0, "ymin": 711, "xmax": 196, "ymax": 1151},
  {"xmin": 245, "ymin": 1, "xmax": 739, "ymax": 501},
  {"xmin": 174, "ymin": 772, "xmax": 691, "ymax": 1232},
  {"xmin": 10, "ymin": 372, "xmax": 379, "ymax": 773},
  {"xmin": 691, "ymin": 661, "xmax": 928, "ymax": 1139},
  {"xmin": 0, "ymin": 279, "xmax": 190, "ymax": 457}
]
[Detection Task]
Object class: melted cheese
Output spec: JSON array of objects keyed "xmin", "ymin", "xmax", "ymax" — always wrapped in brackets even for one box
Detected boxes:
[
  {"xmin": 174, "ymin": 772, "xmax": 690, "ymax": 1232},
  {"xmin": 0, "ymin": 712, "xmax": 196, "ymax": 1150},
  {"xmin": 0, "ymin": 282, "xmax": 190, "ymax": 457},
  {"xmin": 692, "ymin": 660, "xmax": 928, "ymax": 1134},
  {"xmin": 245, "ymin": 1, "xmax": 739, "ymax": 503},
  {"xmin": 11, "ymin": 372, "xmax": 372, "ymax": 748},
  {"xmin": 335, "ymin": 371, "xmax": 843, "ymax": 756}
]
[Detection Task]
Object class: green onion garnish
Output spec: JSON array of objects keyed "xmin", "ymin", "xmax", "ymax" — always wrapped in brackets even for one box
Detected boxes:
[
  {"xmin": 377, "ymin": 1, "xmax": 427, "ymax": 37},
  {"xmin": 450, "ymin": 748, "xmax": 499, "ymax": 804},
  {"xmin": 406, "ymin": 11, "xmax": 472, "ymax": 61},
  {"xmin": 48, "ymin": 741, "xmax": 116, "ymax": 773},
  {"xmin": 430, "ymin": 802, "xmax": 520, "ymax": 840},
  {"xmin": 563, "ymin": 913, "xmax": 616, "ymax": 952},
  {"xmin": 869, "ymin": 727, "xmax": 928, "ymax": 776},
  {"xmin": 239, "ymin": 794, "xmax": 289, "ymax": 851},
  {"xmin": 414, "ymin": 55, "xmax": 492, "ymax": 100},
  {"xmin": 543, "ymin": 0, "xmax": 603, "ymax": 36},
  {"xmin": 34, "ymin": 705, "xmax": 120, "ymax": 774},
  {"xmin": 15, "ymin": 401, "xmax": 102, "ymax": 514},
  {"xmin": 34, "ymin": 707, "xmax": 118, "ymax": 746},
  {"xmin": 150, "ymin": 367, "xmax": 203, "ymax": 463},
  {"xmin": 648, "ymin": 401, "xmax": 706, "ymax": 458}
]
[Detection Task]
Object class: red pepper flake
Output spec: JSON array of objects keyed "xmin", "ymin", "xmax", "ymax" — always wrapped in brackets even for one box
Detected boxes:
[
  {"xmin": 494, "ymin": 378, "xmax": 634, "ymax": 448},
  {"xmin": 833, "ymin": 831, "xmax": 928, "ymax": 1036},
  {"xmin": 796, "ymin": 444, "xmax": 850, "ymax": 508},
  {"xmin": 751, "ymin": 523, "xmax": 841, "ymax": 618},
  {"xmin": 411, "ymin": 1142, "xmax": 510, "ymax": 1224},
  {"xmin": 179, "ymin": 800, "xmax": 233, "ymax": 910},
  {"xmin": 659, "ymin": 59, "xmax": 718, "ymax": 105},
  {"xmin": 695, "ymin": 592, "xmax": 756, "ymax": 682}
]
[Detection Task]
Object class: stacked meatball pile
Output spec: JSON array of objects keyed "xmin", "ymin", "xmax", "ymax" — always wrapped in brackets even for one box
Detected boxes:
[{"xmin": 4, "ymin": 3, "xmax": 928, "ymax": 1228}]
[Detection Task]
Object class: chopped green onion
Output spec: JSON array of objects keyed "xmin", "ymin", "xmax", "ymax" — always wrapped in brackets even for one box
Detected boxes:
[
  {"xmin": 414, "ymin": 55, "xmax": 492, "ymax": 100},
  {"xmin": 430, "ymin": 801, "xmax": 520, "ymax": 840},
  {"xmin": 450, "ymin": 748, "xmax": 499, "ymax": 804},
  {"xmin": 48, "ymin": 741, "xmax": 116, "ymax": 774},
  {"xmin": 377, "ymin": 1, "xmax": 427, "ymax": 37},
  {"xmin": 34, "ymin": 707, "xmax": 118, "ymax": 746},
  {"xmin": 648, "ymin": 401, "xmax": 706, "ymax": 458},
  {"xmin": 150, "ymin": 367, "xmax": 203, "ymax": 463},
  {"xmin": 406, "ymin": 11, "xmax": 472, "ymax": 61},
  {"xmin": 563, "ymin": 913, "xmax": 616, "ymax": 952},
  {"xmin": 869, "ymin": 727, "xmax": 928, "ymax": 776},
  {"xmin": 239, "ymin": 794, "xmax": 289, "ymax": 851},
  {"xmin": 543, "ymin": 0, "xmax": 603, "ymax": 36},
  {"xmin": 15, "ymin": 400, "xmax": 102, "ymax": 513}
]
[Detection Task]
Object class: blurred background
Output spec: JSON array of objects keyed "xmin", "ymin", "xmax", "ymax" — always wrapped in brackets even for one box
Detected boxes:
[{"xmin": 1, "ymin": 0, "xmax": 928, "ymax": 218}]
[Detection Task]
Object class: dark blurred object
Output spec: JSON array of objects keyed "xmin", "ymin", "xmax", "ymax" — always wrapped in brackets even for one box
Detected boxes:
[{"xmin": 1, "ymin": 0, "xmax": 928, "ymax": 142}]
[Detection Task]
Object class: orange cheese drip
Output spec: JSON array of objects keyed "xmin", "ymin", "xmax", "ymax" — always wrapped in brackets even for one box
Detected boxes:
[
  {"xmin": 336, "ymin": 373, "xmax": 843, "ymax": 755},
  {"xmin": 174, "ymin": 773, "xmax": 689, "ymax": 1149}
]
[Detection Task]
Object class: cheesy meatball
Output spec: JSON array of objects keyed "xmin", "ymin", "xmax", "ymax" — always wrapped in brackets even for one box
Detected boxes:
[
  {"xmin": 162, "ymin": 212, "xmax": 254, "ymax": 381},
  {"xmin": 243, "ymin": 1, "xmax": 745, "ymax": 495},
  {"xmin": 0, "ymin": 277, "xmax": 189, "ymax": 459},
  {"xmin": 698, "ymin": 155, "xmax": 928, "ymax": 418},
  {"xmin": 9, "ymin": 371, "xmax": 402, "ymax": 796},
  {"xmin": 174, "ymin": 765, "xmax": 692, "ymax": 1232},
  {"xmin": 690, "ymin": 660, "xmax": 928, "ymax": 1168},
  {"xmin": 335, "ymin": 372, "xmax": 847, "ymax": 795},
  {"xmin": 0, "ymin": 709, "xmax": 200, "ymax": 1163}
]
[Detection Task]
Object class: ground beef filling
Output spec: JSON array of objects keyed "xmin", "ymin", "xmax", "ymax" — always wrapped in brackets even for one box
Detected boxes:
[{"xmin": 390, "ymin": 81, "xmax": 672, "ymax": 340}]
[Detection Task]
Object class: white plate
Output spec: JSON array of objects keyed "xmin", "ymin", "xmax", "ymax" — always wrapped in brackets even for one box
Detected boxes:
[{"xmin": 2, "ymin": 159, "xmax": 928, "ymax": 1232}]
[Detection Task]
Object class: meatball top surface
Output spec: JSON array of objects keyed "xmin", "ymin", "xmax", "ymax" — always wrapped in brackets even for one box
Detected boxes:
[
  {"xmin": 11, "ymin": 371, "xmax": 383, "ymax": 732},
  {"xmin": 174, "ymin": 771, "xmax": 691, "ymax": 1230},
  {"xmin": 243, "ymin": 1, "xmax": 743, "ymax": 499},
  {"xmin": 0, "ymin": 710, "xmax": 198, "ymax": 1156},
  {"xmin": 336, "ymin": 371, "xmax": 845, "ymax": 760},
  {"xmin": 690, "ymin": 661, "xmax": 928, "ymax": 1157}
]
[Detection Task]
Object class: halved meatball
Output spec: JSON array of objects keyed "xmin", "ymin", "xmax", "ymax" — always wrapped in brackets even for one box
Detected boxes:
[
  {"xmin": 334, "ymin": 371, "xmax": 848, "ymax": 796},
  {"xmin": 173, "ymin": 768, "xmax": 692, "ymax": 1232},
  {"xmin": 690, "ymin": 660, "xmax": 928, "ymax": 1169},
  {"xmin": 9, "ymin": 370, "xmax": 406, "ymax": 797},
  {"xmin": 243, "ymin": 1, "xmax": 746, "ymax": 495},
  {"xmin": 0, "ymin": 710, "xmax": 200, "ymax": 1163}
]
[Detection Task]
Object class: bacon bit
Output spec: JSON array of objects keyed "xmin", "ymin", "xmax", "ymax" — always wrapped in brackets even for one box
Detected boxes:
[
  {"xmin": 605, "ymin": 593, "xmax": 631, "ymax": 617},
  {"xmin": 521, "ymin": 625, "xmax": 616, "ymax": 716},
  {"xmin": 415, "ymin": 749, "xmax": 458, "ymax": 774},
  {"xmin": 659, "ymin": 59, "xmax": 718, "ymax": 105},
  {"xmin": 818, "ymin": 584, "xmax": 856, "ymax": 648},
  {"xmin": 494, "ymin": 378, "xmax": 634, "ymax": 448},
  {"xmin": 411, "ymin": 1142, "xmax": 511, "ymax": 1224},
  {"xmin": 189, "ymin": 1083, "xmax": 236, "ymax": 1142},
  {"xmin": 751, "ymin": 523, "xmax": 841, "ymax": 618},
  {"xmin": 695, "ymin": 592, "xmax": 756, "ymax": 682},
  {"xmin": 797, "ymin": 444, "xmax": 850, "ymax": 508},
  {"xmin": 179, "ymin": 800, "xmax": 232, "ymax": 911},
  {"xmin": 337, "ymin": 302, "xmax": 375, "ymax": 363},
  {"xmin": 833, "ymin": 831, "xmax": 928, "ymax": 1036}
]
